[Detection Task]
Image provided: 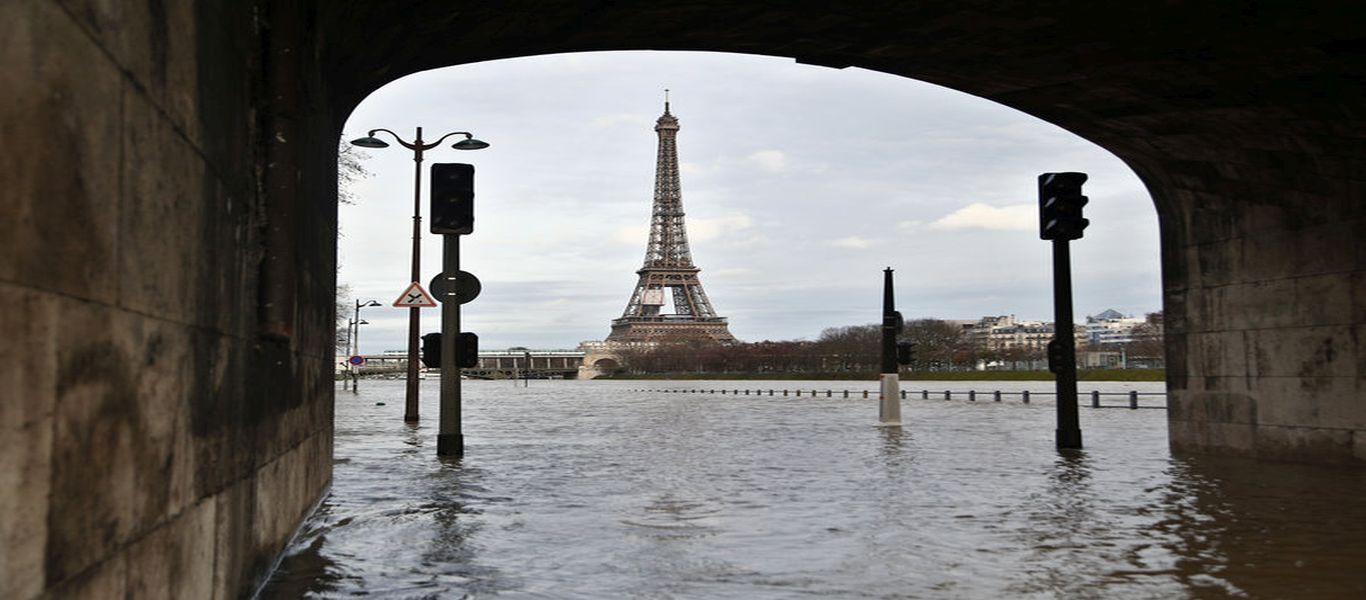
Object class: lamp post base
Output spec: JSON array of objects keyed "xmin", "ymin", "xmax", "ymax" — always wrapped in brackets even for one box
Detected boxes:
[{"xmin": 437, "ymin": 433, "xmax": 464, "ymax": 457}]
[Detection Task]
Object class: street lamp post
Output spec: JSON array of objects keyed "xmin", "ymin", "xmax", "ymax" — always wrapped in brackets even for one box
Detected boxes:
[
  {"xmin": 350, "ymin": 128, "xmax": 488, "ymax": 421},
  {"xmin": 351, "ymin": 299, "xmax": 380, "ymax": 391}
]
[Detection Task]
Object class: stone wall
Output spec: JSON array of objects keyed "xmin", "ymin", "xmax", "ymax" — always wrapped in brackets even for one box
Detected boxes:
[{"xmin": 1, "ymin": 1, "xmax": 337, "ymax": 597}]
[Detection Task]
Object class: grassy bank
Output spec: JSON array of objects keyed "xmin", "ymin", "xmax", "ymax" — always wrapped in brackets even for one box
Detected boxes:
[{"xmin": 604, "ymin": 369, "xmax": 1165, "ymax": 382}]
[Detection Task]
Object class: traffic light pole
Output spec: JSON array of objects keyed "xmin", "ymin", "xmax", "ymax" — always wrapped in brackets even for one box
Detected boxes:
[
  {"xmin": 437, "ymin": 233, "xmax": 463, "ymax": 457},
  {"xmin": 1052, "ymin": 239, "xmax": 1082, "ymax": 449},
  {"xmin": 879, "ymin": 268, "xmax": 902, "ymax": 426}
]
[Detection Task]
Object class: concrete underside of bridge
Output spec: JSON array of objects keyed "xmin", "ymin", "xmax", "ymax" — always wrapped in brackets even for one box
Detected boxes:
[{"xmin": 2, "ymin": 0, "xmax": 1362, "ymax": 597}]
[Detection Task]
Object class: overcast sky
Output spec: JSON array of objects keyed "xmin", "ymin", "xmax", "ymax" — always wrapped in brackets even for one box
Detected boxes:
[{"xmin": 339, "ymin": 51, "xmax": 1161, "ymax": 354}]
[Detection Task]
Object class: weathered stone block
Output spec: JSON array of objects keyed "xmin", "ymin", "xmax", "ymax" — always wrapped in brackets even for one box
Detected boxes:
[
  {"xmin": 1169, "ymin": 419, "xmax": 1257, "ymax": 455},
  {"xmin": 118, "ymin": 82, "xmax": 208, "ymax": 327},
  {"xmin": 1255, "ymin": 423, "xmax": 1355, "ymax": 464},
  {"xmin": 0, "ymin": 283, "xmax": 56, "ymax": 599},
  {"xmin": 1240, "ymin": 231, "xmax": 1297, "ymax": 282},
  {"xmin": 126, "ymin": 499, "xmax": 216, "ymax": 599},
  {"xmin": 1168, "ymin": 390, "xmax": 1257, "ymax": 425},
  {"xmin": 0, "ymin": 0, "xmax": 122, "ymax": 304},
  {"xmin": 1293, "ymin": 273, "xmax": 1354, "ymax": 329},
  {"xmin": 1248, "ymin": 325, "xmax": 1355, "ymax": 379},
  {"xmin": 43, "ymin": 551, "xmax": 126, "ymax": 599},
  {"xmin": 1254, "ymin": 376, "xmax": 1358, "ymax": 429},
  {"xmin": 46, "ymin": 300, "xmax": 199, "ymax": 582},
  {"xmin": 55, "ymin": 0, "xmax": 203, "ymax": 148},
  {"xmin": 1225, "ymin": 279, "xmax": 1298, "ymax": 330}
]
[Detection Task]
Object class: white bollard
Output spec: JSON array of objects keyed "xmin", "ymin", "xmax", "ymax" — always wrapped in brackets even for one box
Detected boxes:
[{"xmin": 879, "ymin": 373, "xmax": 902, "ymax": 426}]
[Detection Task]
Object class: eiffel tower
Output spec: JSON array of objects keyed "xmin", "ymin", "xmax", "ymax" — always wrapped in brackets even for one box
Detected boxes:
[{"xmin": 606, "ymin": 98, "xmax": 736, "ymax": 344}]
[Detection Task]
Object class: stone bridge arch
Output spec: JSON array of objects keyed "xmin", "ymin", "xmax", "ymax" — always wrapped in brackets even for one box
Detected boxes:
[{"xmin": 7, "ymin": 2, "xmax": 1364, "ymax": 597}]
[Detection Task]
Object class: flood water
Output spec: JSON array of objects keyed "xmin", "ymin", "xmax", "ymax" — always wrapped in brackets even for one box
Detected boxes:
[{"xmin": 262, "ymin": 379, "xmax": 1366, "ymax": 598}]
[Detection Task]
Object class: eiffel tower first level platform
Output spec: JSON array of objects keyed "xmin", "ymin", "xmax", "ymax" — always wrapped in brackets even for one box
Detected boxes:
[{"xmin": 606, "ymin": 97, "xmax": 736, "ymax": 344}]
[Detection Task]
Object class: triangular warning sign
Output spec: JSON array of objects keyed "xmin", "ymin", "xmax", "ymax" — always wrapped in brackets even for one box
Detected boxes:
[{"xmin": 392, "ymin": 282, "xmax": 438, "ymax": 308}]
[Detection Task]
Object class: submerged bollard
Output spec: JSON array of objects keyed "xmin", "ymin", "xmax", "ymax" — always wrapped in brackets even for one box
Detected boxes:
[
  {"xmin": 994, "ymin": 390, "xmax": 1001, "ymax": 402},
  {"xmin": 922, "ymin": 390, "xmax": 929, "ymax": 399},
  {"xmin": 796, "ymin": 390, "xmax": 801, "ymax": 397},
  {"xmin": 1130, "ymin": 390, "xmax": 1139, "ymax": 409},
  {"xmin": 1091, "ymin": 390, "xmax": 1100, "ymax": 408},
  {"xmin": 945, "ymin": 390, "xmax": 951, "ymax": 400},
  {"xmin": 827, "ymin": 390, "xmax": 832, "ymax": 397},
  {"xmin": 784, "ymin": 390, "xmax": 789, "ymax": 396},
  {"xmin": 862, "ymin": 390, "xmax": 869, "ymax": 398},
  {"xmin": 900, "ymin": 390, "xmax": 905, "ymax": 399},
  {"xmin": 843, "ymin": 390, "xmax": 849, "ymax": 398},
  {"xmin": 1022, "ymin": 390, "xmax": 1030, "ymax": 404},
  {"xmin": 969, "ymin": 390, "xmax": 976, "ymax": 402}
]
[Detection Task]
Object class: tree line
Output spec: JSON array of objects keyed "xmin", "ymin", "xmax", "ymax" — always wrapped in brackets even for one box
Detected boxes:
[{"xmin": 614, "ymin": 316, "xmax": 1163, "ymax": 375}]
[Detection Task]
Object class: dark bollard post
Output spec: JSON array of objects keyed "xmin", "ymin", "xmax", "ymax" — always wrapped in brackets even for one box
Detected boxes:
[
  {"xmin": 945, "ymin": 390, "xmax": 951, "ymax": 400},
  {"xmin": 900, "ymin": 390, "xmax": 905, "ymax": 399},
  {"xmin": 843, "ymin": 390, "xmax": 849, "ymax": 398},
  {"xmin": 994, "ymin": 390, "xmax": 1001, "ymax": 402},
  {"xmin": 969, "ymin": 390, "xmax": 976, "ymax": 402},
  {"xmin": 922, "ymin": 390, "xmax": 928, "ymax": 399},
  {"xmin": 796, "ymin": 390, "xmax": 801, "ymax": 397},
  {"xmin": 1130, "ymin": 390, "xmax": 1138, "ymax": 409},
  {"xmin": 827, "ymin": 390, "xmax": 832, "ymax": 397},
  {"xmin": 1023, "ymin": 390, "xmax": 1030, "ymax": 404},
  {"xmin": 784, "ymin": 390, "xmax": 789, "ymax": 397},
  {"xmin": 1091, "ymin": 390, "xmax": 1100, "ymax": 408}
]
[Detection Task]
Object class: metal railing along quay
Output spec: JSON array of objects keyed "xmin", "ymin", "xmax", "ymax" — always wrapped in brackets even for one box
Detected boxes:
[{"xmin": 633, "ymin": 387, "xmax": 1167, "ymax": 409}]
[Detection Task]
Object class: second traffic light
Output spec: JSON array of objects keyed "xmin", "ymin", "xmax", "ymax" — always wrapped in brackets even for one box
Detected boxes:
[
  {"xmin": 1038, "ymin": 172, "xmax": 1089, "ymax": 241},
  {"xmin": 895, "ymin": 341, "xmax": 916, "ymax": 366},
  {"xmin": 431, "ymin": 163, "xmax": 475, "ymax": 235},
  {"xmin": 420, "ymin": 332, "xmax": 480, "ymax": 368}
]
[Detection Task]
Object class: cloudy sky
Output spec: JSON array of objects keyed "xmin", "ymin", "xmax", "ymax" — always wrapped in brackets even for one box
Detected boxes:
[{"xmin": 340, "ymin": 51, "xmax": 1161, "ymax": 353}]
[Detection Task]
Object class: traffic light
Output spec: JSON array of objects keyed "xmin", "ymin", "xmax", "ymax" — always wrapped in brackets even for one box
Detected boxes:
[
  {"xmin": 431, "ymin": 163, "xmax": 475, "ymax": 234},
  {"xmin": 1038, "ymin": 172, "xmax": 1089, "ymax": 240},
  {"xmin": 421, "ymin": 332, "xmax": 442, "ymax": 368},
  {"xmin": 420, "ymin": 332, "xmax": 480, "ymax": 368},
  {"xmin": 896, "ymin": 341, "xmax": 916, "ymax": 366},
  {"xmin": 1047, "ymin": 337, "xmax": 1065, "ymax": 373}
]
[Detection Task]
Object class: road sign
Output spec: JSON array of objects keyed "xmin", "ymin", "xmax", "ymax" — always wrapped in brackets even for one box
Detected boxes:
[
  {"xmin": 348, "ymin": 355, "xmax": 365, "ymax": 366},
  {"xmin": 393, "ymin": 282, "xmax": 438, "ymax": 308},
  {"xmin": 429, "ymin": 270, "xmax": 482, "ymax": 304}
]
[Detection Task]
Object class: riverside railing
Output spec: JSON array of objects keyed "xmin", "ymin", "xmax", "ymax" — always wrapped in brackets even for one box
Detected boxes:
[{"xmin": 632, "ymin": 387, "xmax": 1167, "ymax": 409}]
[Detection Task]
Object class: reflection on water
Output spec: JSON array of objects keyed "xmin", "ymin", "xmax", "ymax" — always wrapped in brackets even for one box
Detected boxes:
[{"xmin": 262, "ymin": 380, "xmax": 1366, "ymax": 599}]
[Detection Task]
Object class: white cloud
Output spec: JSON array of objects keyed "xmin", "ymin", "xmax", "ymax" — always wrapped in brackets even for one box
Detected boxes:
[
  {"xmin": 830, "ymin": 236, "xmax": 876, "ymax": 249},
  {"xmin": 929, "ymin": 203, "xmax": 1035, "ymax": 231},
  {"xmin": 747, "ymin": 150, "xmax": 787, "ymax": 172},
  {"xmin": 688, "ymin": 212, "xmax": 753, "ymax": 242}
]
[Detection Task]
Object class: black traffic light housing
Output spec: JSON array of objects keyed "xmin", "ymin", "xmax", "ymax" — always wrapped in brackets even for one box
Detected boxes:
[
  {"xmin": 1038, "ymin": 172, "xmax": 1089, "ymax": 241},
  {"xmin": 1047, "ymin": 337, "xmax": 1066, "ymax": 373},
  {"xmin": 431, "ymin": 163, "xmax": 475, "ymax": 235},
  {"xmin": 895, "ymin": 341, "xmax": 916, "ymax": 366},
  {"xmin": 420, "ymin": 332, "xmax": 480, "ymax": 368}
]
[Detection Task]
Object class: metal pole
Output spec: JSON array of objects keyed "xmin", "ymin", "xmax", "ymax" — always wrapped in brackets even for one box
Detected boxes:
[
  {"xmin": 352, "ymin": 300, "xmax": 362, "ymax": 393},
  {"xmin": 1053, "ymin": 239, "xmax": 1083, "ymax": 448},
  {"xmin": 437, "ymin": 234, "xmax": 463, "ymax": 457},
  {"xmin": 404, "ymin": 127, "xmax": 425, "ymax": 422},
  {"xmin": 879, "ymin": 267, "xmax": 901, "ymax": 426},
  {"xmin": 342, "ymin": 319, "xmax": 353, "ymax": 390}
]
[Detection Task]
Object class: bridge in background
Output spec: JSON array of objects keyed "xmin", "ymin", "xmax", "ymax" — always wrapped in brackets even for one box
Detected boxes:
[{"xmin": 337, "ymin": 349, "xmax": 590, "ymax": 379}]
